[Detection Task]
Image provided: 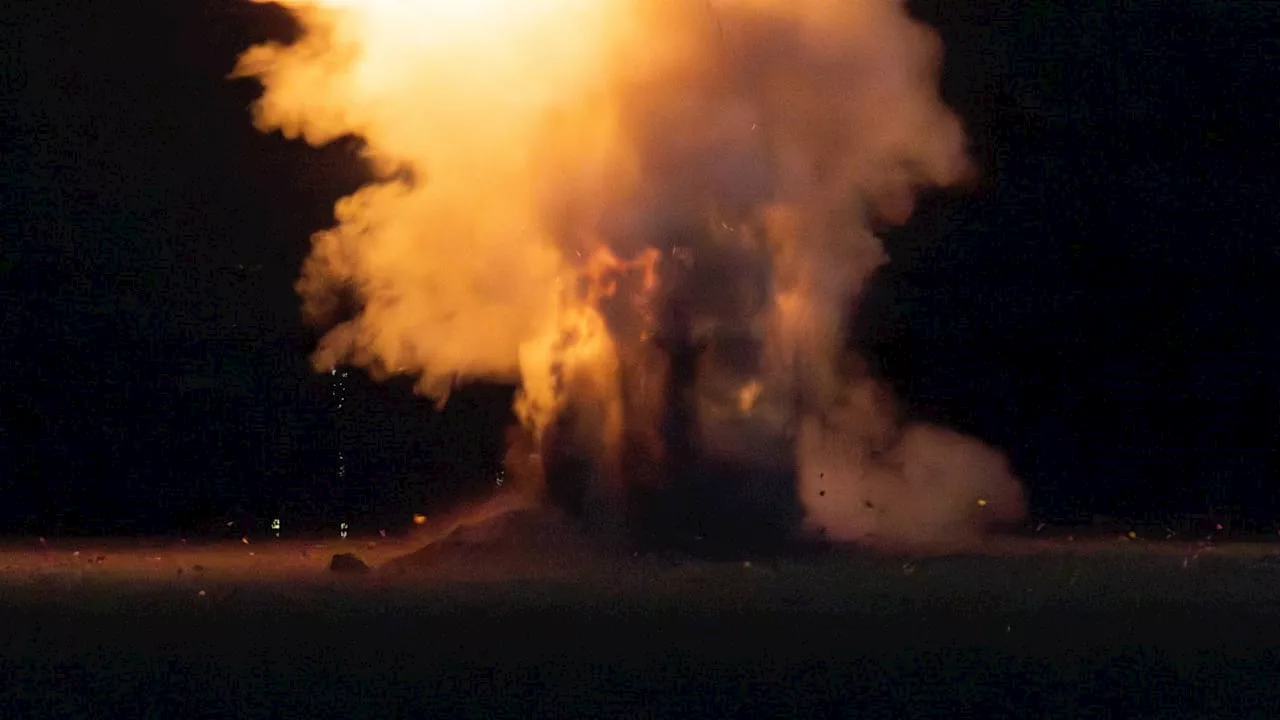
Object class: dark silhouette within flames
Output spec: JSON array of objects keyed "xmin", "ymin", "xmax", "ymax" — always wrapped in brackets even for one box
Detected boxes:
[{"xmin": 532, "ymin": 239, "xmax": 805, "ymax": 554}]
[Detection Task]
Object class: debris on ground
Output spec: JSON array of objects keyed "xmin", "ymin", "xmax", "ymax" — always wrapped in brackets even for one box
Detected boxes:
[{"xmin": 330, "ymin": 553, "xmax": 371, "ymax": 574}]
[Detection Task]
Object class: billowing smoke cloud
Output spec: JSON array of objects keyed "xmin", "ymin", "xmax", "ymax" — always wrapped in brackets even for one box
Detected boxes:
[{"xmin": 234, "ymin": 0, "xmax": 1025, "ymax": 553}]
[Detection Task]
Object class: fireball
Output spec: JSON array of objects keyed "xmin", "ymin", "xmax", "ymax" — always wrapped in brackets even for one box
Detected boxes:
[{"xmin": 235, "ymin": 0, "xmax": 1024, "ymax": 551}]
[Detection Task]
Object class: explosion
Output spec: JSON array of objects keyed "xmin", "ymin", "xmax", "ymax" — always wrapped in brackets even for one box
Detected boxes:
[{"xmin": 234, "ymin": 0, "xmax": 1026, "ymax": 553}]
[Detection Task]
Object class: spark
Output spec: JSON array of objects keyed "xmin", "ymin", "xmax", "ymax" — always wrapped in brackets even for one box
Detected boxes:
[{"xmin": 332, "ymin": 367, "xmax": 349, "ymax": 485}]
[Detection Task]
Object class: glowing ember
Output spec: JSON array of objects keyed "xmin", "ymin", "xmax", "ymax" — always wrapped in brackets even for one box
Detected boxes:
[{"xmin": 737, "ymin": 379, "xmax": 764, "ymax": 414}]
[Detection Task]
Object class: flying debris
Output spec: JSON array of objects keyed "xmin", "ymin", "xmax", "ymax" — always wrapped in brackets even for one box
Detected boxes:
[{"xmin": 218, "ymin": 264, "xmax": 265, "ymax": 284}]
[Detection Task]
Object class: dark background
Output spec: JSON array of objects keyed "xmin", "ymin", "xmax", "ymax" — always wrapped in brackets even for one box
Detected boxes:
[{"xmin": 0, "ymin": 0, "xmax": 1275, "ymax": 535}]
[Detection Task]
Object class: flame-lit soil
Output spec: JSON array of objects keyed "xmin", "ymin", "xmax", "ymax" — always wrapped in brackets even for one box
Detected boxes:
[
  {"xmin": 2, "ymin": 530, "xmax": 1278, "ymax": 592},
  {"xmin": 4, "ymin": 532, "xmax": 1280, "ymax": 717}
]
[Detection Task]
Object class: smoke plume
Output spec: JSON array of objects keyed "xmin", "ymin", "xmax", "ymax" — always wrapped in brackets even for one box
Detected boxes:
[{"xmin": 235, "ymin": 0, "xmax": 1026, "ymax": 553}]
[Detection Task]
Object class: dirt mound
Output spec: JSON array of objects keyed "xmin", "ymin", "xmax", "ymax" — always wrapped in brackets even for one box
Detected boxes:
[
  {"xmin": 382, "ymin": 507, "xmax": 614, "ymax": 580},
  {"xmin": 329, "ymin": 553, "xmax": 370, "ymax": 574}
]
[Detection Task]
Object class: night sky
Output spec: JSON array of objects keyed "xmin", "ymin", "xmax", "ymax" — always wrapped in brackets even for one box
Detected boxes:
[{"xmin": 1, "ymin": 0, "xmax": 1275, "ymax": 535}]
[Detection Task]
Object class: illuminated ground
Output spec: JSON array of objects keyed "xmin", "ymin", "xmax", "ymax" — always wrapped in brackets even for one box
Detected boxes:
[{"xmin": 3, "ymin": 532, "xmax": 1280, "ymax": 718}]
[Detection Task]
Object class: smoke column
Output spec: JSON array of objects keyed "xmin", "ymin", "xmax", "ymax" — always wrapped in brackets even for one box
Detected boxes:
[{"xmin": 234, "ymin": 0, "xmax": 1026, "ymax": 552}]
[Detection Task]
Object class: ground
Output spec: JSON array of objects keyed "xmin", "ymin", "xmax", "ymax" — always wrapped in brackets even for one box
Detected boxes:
[{"xmin": 2, "ymin": 531, "xmax": 1280, "ymax": 718}]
